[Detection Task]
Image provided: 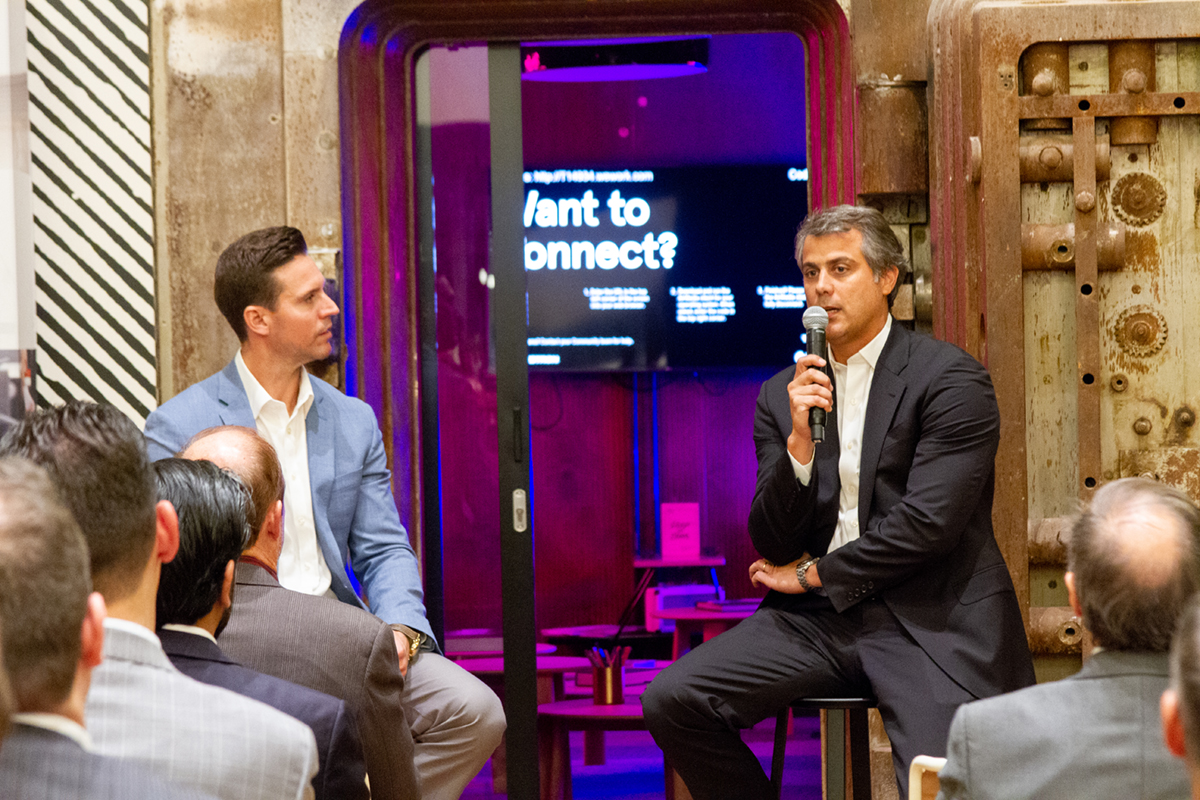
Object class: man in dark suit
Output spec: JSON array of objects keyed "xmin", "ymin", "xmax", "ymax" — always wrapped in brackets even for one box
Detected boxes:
[
  {"xmin": 940, "ymin": 477, "xmax": 1197, "ymax": 800},
  {"xmin": 179, "ymin": 424, "xmax": 419, "ymax": 800},
  {"xmin": 0, "ymin": 457, "xmax": 213, "ymax": 800},
  {"xmin": 643, "ymin": 205, "xmax": 1035, "ymax": 798},
  {"xmin": 152, "ymin": 457, "xmax": 368, "ymax": 800}
]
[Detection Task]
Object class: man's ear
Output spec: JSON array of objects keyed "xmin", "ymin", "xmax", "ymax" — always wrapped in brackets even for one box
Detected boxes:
[
  {"xmin": 155, "ymin": 499, "xmax": 180, "ymax": 565},
  {"xmin": 1064, "ymin": 571, "xmax": 1083, "ymax": 618},
  {"xmin": 1163, "ymin": 688, "xmax": 1189, "ymax": 757},
  {"xmin": 80, "ymin": 592, "xmax": 107, "ymax": 669},
  {"xmin": 879, "ymin": 265, "xmax": 899, "ymax": 298},
  {"xmin": 219, "ymin": 561, "xmax": 235, "ymax": 611},
  {"xmin": 243, "ymin": 305, "xmax": 271, "ymax": 339},
  {"xmin": 266, "ymin": 499, "xmax": 284, "ymax": 544}
]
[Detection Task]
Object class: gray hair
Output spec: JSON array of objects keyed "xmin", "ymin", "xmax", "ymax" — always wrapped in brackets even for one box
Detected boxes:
[
  {"xmin": 794, "ymin": 205, "xmax": 908, "ymax": 307},
  {"xmin": 1068, "ymin": 477, "xmax": 1200, "ymax": 652}
]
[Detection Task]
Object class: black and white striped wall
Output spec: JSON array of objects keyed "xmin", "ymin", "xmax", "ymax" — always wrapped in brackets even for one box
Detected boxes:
[{"xmin": 26, "ymin": 0, "xmax": 155, "ymax": 423}]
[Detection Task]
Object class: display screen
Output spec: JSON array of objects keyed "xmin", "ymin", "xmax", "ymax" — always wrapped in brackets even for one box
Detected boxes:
[{"xmin": 523, "ymin": 164, "xmax": 809, "ymax": 370}]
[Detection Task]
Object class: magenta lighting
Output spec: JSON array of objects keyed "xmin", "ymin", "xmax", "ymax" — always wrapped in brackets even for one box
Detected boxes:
[{"xmin": 520, "ymin": 37, "xmax": 710, "ymax": 82}]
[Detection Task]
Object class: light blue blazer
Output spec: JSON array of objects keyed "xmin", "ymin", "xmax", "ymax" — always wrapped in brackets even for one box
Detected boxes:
[{"xmin": 143, "ymin": 360, "xmax": 434, "ymax": 645}]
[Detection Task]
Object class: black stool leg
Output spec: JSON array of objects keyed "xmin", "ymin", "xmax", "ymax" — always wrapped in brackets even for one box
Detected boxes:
[
  {"xmin": 847, "ymin": 708, "xmax": 870, "ymax": 800},
  {"xmin": 770, "ymin": 708, "xmax": 788, "ymax": 800}
]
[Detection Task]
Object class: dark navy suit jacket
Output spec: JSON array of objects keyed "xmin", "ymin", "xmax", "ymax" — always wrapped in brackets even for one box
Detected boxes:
[
  {"xmin": 749, "ymin": 323, "xmax": 1035, "ymax": 700},
  {"xmin": 157, "ymin": 628, "xmax": 368, "ymax": 800}
]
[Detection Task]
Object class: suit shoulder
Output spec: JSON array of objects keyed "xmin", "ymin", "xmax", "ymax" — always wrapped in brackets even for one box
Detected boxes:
[{"xmin": 310, "ymin": 375, "xmax": 379, "ymax": 425}]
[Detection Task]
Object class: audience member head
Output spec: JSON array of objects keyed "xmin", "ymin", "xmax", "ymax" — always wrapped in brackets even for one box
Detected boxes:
[
  {"xmin": 0, "ymin": 402, "xmax": 173, "ymax": 608},
  {"xmin": 0, "ymin": 457, "xmax": 105, "ymax": 723},
  {"xmin": 794, "ymin": 205, "xmax": 908, "ymax": 307},
  {"xmin": 214, "ymin": 226, "xmax": 308, "ymax": 341},
  {"xmin": 179, "ymin": 425, "xmax": 285, "ymax": 566},
  {"xmin": 1163, "ymin": 599, "xmax": 1200, "ymax": 793},
  {"xmin": 1066, "ymin": 477, "xmax": 1200, "ymax": 651},
  {"xmin": 154, "ymin": 459, "xmax": 254, "ymax": 634}
]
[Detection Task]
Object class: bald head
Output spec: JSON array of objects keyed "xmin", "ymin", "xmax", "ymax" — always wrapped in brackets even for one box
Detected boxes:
[
  {"xmin": 1068, "ymin": 477, "xmax": 1200, "ymax": 651},
  {"xmin": 180, "ymin": 426, "xmax": 283, "ymax": 550}
]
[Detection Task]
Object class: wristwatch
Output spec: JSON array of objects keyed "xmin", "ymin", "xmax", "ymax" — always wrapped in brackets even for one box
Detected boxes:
[
  {"xmin": 393, "ymin": 624, "xmax": 425, "ymax": 663},
  {"xmin": 796, "ymin": 556, "xmax": 821, "ymax": 593}
]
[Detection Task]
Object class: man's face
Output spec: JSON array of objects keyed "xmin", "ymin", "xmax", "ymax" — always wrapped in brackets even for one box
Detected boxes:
[
  {"xmin": 258, "ymin": 255, "xmax": 339, "ymax": 366},
  {"xmin": 800, "ymin": 228, "xmax": 897, "ymax": 360}
]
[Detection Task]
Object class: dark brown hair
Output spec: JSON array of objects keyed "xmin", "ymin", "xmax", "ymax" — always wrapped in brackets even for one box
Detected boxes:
[
  {"xmin": 0, "ymin": 402, "xmax": 156, "ymax": 602},
  {"xmin": 214, "ymin": 226, "xmax": 308, "ymax": 340},
  {"xmin": 0, "ymin": 457, "xmax": 91, "ymax": 711}
]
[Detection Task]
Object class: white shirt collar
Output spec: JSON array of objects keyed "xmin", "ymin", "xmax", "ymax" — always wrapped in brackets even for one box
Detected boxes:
[
  {"xmin": 103, "ymin": 617, "xmax": 161, "ymax": 646},
  {"xmin": 12, "ymin": 712, "xmax": 94, "ymax": 751},
  {"xmin": 234, "ymin": 349, "xmax": 314, "ymax": 421},
  {"xmin": 832, "ymin": 314, "xmax": 892, "ymax": 369},
  {"xmin": 160, "ymin": 623, "xmax": 218, "ymax": 645}
]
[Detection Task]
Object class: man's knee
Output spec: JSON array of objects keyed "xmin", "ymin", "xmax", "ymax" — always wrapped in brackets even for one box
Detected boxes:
[
  {"xmin": 464, "ymin": 678, "xmax": 506, "ymax": 752},
  {"xmin": 642, "ymin": 662, "xmax": 702, "ymax": 735}
]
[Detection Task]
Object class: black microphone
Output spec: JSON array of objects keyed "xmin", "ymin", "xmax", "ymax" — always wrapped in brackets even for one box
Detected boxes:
[{"xmin": 802, "ymin": 306, "xmax": 829, "ymax": 443}]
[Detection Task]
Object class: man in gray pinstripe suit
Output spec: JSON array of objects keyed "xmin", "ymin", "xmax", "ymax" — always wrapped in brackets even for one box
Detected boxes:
[
  {"xmin": 0, "ymin": 403, "xmax": 320, "ymax": 800},
  {"xmin": 0, "ymin": 457, "xmax": 214, "ymax": 800},
  {"xmin": 182, "ymin": 424, "xmax": 421, "ymax": 800}
]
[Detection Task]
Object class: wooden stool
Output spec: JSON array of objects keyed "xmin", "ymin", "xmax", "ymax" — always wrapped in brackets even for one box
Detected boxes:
[{"xmin": 770, "ymin": 697, "xmax": 876, "ymax": 800}]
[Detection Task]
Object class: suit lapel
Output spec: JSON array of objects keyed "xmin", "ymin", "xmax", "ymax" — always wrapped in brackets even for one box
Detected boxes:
[
  {"xmin": 306, "ymin": 387, "xmax": 343, "ymax": 573},
  {"xmin": 857, "ymin": 326, "xmax": 908, "ymax": 532},
  {"xmin": 216, "ymin": 360, "xmax": 256, "ymax": 427},
  {"xmin": 812, "ymin": 395, "xmax": 841, "ymax": 556}
]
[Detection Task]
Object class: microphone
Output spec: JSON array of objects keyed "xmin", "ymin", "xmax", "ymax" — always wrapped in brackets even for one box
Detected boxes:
[{"xmin": 802, "ymin": 306, "xmax": 829, "ymax": 443}]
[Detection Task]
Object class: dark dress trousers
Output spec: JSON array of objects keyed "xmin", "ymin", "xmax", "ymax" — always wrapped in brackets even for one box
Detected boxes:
[
  {"xmin": 643, "ymin": 324, "xmax": 1035, "ymax": 799},
  {"xmin": 217, "ymin": 561, "xmax": 418, "ymax": 800},
  {"xmin": 157, "ymin": 628, "xmax": 367, "ymax": 800},
  {"xmin": 0, "ymin": 722, "xmax": 217, "ymax": 800}
]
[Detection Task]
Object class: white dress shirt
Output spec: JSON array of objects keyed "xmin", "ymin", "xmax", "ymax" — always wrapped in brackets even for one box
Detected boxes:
[
  {"xmin": 235, "ymin": 350, "xmax": 332, "ymax": 596},
  {"xmin": 789, "ymin": 315, "xmax": 893, "ymax": 555}
]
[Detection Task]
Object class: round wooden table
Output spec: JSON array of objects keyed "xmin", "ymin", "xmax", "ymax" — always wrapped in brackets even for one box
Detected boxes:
[
  {"xmin": 537, "ymin": 697, "xmax": 693, "ymax": 800},
  {"xmin": 650, "ymin": 606, "xmax": 756, "ymax": 658}
]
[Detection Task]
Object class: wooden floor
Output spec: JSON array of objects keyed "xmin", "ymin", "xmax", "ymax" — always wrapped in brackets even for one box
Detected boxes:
[{"xmin": 463, "ymin": 714, "xmax": 823, "ymax": 800}]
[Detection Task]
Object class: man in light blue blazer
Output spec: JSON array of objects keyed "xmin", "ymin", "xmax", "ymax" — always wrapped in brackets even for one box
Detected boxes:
[{"xmin": 144, "ymin": 226, "xmax": 504, "ymax": 800}]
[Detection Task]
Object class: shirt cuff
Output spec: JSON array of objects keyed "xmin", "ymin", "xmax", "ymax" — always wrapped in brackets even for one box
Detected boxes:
[{"xmin": 788, "ymin": 449, "xmax": 813, "ymax": 486}]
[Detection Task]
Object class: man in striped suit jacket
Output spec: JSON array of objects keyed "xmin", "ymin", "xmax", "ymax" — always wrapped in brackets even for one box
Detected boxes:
[
  {"xmin": 0, "ymin": 457, "xmax": 214, "ymax": 800},
  {"xmin": 0, "ymin": 403, "xmax": 319, "ymax": 800}
]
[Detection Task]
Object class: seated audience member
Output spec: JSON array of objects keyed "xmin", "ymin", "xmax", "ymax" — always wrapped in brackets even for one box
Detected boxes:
[
  {"xmin": 144, "ymin": 225, "xmax": 504, "ymax": 800},
  {"xmin": 0, "ymin": 402, "xmax": 319, "ymax": 800},
  {"xmin": 154, "ymin": 457, "xmax": 369, "ymax": 800},
  {"xmin": 1164, "ymin": 599, "xmax": 1200, "ymax": 799},
  {"xmin": 937, "ymin": 477, "xmax": 1197, "ymax": 800},
  {"xmin": 180, "ymin": 424, "xmax": 418, "ymax": 800},
  {"xmin": 0, "ymin": 457, "xmax": 214, "ymax": 799}
]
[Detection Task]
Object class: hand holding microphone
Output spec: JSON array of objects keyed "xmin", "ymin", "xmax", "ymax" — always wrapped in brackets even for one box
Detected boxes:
[{"xmin": 802, "ymin": 306, "xmax": 830, "ymax": 443}]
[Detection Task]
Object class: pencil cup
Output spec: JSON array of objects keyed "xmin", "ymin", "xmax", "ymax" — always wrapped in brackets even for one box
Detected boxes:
[{"xmin": 592, "ymin": 664, "xmax": 625, "ymax": 705}]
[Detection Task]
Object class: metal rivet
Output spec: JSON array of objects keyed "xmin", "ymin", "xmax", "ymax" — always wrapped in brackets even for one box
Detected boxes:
[
  {"xmin": 1179, "ymin": 408, "xmax": 1196, "ymax": 428},
  {"xmin": 1039, "ymin": 146, "xmax": 1063, "ymax": 168},
  {"xmin": 1032, "ymin": 70, "xmax": 1057, "ymax": 96},
  {"xmin": 1075, "ymin": 191, "xmax": 1096, "ymax": 213},
  {"xmin": 1122, "ymin": 68, "xmax": 1148, "ymax": 94},
  {"xmin": 1110, "ymin": 374, "xmax": 1128, "ymax": 393},
  {"xmin": 1134, "ymin": 418, "xmax": 1153, "ymax": 436},
  {"xmin": 319, "ymin": 131, "xmax": 338, "ymax": 150}
]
